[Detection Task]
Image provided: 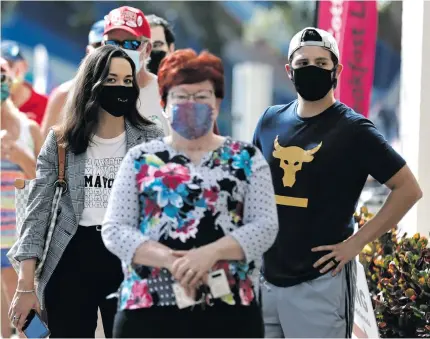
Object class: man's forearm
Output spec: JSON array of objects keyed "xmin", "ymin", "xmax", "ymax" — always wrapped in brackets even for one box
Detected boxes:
[{"xmin": 353, "ymin": 184, "xmax": 422, "ymax": 246}]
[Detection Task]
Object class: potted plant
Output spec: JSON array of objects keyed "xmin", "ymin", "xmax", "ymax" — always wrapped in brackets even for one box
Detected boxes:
[{"xmin": 356, "ymin": 207, "xmax": 430, "ymax": 338}]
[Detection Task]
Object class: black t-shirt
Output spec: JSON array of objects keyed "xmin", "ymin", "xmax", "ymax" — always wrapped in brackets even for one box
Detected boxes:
[{"xmin": 253, "ymin": 100, "xmax": 406, "ymax": 287}]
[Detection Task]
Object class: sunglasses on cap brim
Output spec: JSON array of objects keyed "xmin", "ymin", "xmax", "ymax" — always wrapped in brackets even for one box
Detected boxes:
[{"xmin": 104, "ymin": 40, "xmax": 145, "ymax": 51}]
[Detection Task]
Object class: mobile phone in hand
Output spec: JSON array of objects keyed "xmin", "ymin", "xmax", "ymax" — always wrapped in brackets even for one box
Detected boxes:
[{"xmin": 22, "ymin": 309, "xmax": 50, "ymax": 338}]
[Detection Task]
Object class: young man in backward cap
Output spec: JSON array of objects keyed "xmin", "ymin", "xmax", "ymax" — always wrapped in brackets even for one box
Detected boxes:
[{"xmin": 253, "ymin": 27, "xmax": 422, "ymax": 338}]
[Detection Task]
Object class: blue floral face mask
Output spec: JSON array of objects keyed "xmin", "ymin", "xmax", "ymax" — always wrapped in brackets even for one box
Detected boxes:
[
  {"xmin": 170, "ymin": 102, "xmax": 213, "ymax": 140},
  {"xmin": 1, "ymin": 82, "xmax": 10, "ymax": 102}
]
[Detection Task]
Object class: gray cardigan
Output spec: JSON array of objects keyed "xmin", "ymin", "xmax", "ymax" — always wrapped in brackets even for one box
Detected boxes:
[{"xmin": 9, "ymin": 120, "xmax": 163, "ymax": 309}]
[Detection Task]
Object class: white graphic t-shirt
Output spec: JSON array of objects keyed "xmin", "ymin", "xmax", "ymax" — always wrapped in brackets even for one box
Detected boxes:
[
  {"xmin": 138, "ymin": 73, "xmax": 170, "ymax": 135},
  {"xmin": 79, "ymin": 132, "xmax": 127, "ymax": 227}
]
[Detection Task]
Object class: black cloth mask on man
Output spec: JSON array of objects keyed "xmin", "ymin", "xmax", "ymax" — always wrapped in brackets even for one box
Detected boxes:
[{"xmin": 292, "ymin": 66, "xmax": 337, "ymax": 101}]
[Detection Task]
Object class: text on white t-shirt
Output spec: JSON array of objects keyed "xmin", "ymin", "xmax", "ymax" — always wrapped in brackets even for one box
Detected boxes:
[{"xmin": 79, "ymin": 132, "xmax": 127, "ymax": 226}]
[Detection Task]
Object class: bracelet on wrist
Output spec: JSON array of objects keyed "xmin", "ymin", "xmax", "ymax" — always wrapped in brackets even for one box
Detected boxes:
[{"xmin": 16, "ymin": 288, "xmax": 35, "ymax": 293}]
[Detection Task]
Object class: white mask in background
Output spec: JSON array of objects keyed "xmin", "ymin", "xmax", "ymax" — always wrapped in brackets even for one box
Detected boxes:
[{"xmin": 121, "ymin": 48, "xmax": 143, "ymax": 71}]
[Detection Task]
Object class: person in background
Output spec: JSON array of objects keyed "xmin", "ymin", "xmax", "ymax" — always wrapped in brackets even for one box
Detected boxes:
[
  {"xmin": 103, "ymin": 6, "xmax": 170, "ymax": 135},
  {"xmin": 41, "ymin": 19, "xmax": 105, "ymax": 138},
  {"xmin": 146, "ymin": 14, "xmax": 221, "ymax": 135},
  {"xmin": 102, "ymin": 49, "xmax": 278, "ymax": 338},
  {"xmin": 1, "ymin": 41, "xmax": 48, "ymax": 126},
  {"xmin": 146, "ymin": 14, "xmax": 175, "ymax": 75},
  {"xmin": 253, "ymin": 27, "xmax": 422, "ymax": 338},
  {"xmin": 8, "ymin": 45, "xmax": 163, "ymax": 338},
  {"xmin": 0, "ymin": 57, "xmax": 43, "ymax": 339}
]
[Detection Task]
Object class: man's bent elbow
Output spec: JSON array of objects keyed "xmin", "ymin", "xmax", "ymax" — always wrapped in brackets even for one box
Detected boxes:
[{"xmin": 414, "ymin": 186, "xmax": 423, "ymax": 202}]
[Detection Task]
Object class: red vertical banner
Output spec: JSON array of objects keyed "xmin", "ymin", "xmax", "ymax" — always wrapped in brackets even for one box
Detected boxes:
[{"xmin": 316, "ymin": 0, "xmax": 378, "ymax": 117}]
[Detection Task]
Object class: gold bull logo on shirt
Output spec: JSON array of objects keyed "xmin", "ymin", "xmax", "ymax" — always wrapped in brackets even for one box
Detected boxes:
[{"xmin": 273, "ymin": 136, "xmax": 322, "ymax": 188}]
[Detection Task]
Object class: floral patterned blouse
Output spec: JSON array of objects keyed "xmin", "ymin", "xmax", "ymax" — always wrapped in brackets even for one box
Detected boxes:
[{"xmin": 102, "ymin": 137, "xmax": 278, "ymax": 310}]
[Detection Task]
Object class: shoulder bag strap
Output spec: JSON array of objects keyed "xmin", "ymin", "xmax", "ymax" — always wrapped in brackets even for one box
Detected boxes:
[
  {"xmin": 57, "ymin": 143, "xmax": 66, "ymax": 185},
  {"xmin": 35, "ymin": 130, "xmax": 67, "ymax": 278},
  {"xmin": 52, "ymin": 127, "xmax": 67, "ymax": 191}
]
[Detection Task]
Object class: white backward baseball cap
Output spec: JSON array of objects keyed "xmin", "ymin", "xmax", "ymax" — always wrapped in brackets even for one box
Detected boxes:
[{"xmin": 288, "ymin": 27, "xmax": 340, "ymax": 61}]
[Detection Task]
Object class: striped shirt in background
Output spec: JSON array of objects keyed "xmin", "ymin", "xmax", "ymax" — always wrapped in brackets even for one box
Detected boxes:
[
  {"xmin": 1, "ymin": 118, "xmax": 35, "ymax": 249},
  {"xmin": 1, "ymin": 162, "xmax": 25, "ymax": 249}
]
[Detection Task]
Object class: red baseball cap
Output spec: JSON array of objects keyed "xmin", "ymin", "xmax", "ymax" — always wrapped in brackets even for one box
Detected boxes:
[{"xmin": 104, "ymin": 6, "xmax": 151, "ymax": 39}]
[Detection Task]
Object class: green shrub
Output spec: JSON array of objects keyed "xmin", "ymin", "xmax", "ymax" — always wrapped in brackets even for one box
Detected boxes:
[{"xmin": 356, "ymin": 207, "xmax": 430, "ymax": 338}]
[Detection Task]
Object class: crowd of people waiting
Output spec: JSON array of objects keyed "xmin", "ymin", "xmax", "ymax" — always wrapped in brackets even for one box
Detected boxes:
[{"xmin": 1, "ymin": 5, "xmax": 422, "ymax": 339}]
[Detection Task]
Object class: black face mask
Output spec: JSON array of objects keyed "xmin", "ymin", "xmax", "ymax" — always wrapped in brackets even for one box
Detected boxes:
[
  {"xmin": 98, "ymin": 86, "xmax": 138, "ymax": 117},
  {"xmin": 292, "ymin": 66, "xmax": 337, "ymax": 101},
  {"xmin": 147, "ymin": 50, "xmax": 167, "ymax": 75}
]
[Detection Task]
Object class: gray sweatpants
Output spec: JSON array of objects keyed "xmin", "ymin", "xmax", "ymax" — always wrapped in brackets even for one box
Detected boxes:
[{"xmin": 261, "ymin": 261, "xmax": 357, "ymax": 338}]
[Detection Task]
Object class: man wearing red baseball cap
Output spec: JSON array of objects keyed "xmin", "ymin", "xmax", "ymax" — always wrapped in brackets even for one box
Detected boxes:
[{"xmin": 103, "ymin": 6, "xmax": 169, "ymax": 135}]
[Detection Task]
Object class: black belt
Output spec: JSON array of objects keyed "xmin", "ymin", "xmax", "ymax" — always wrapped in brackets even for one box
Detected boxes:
[{"xmin": 78, "ymin": 225, "xmax": 102, "ymax": 231}]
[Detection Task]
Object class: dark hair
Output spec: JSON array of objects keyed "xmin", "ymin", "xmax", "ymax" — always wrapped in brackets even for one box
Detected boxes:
[
  {"xmin": 58, "ymin": 45, "xmax": 152, "ymax": 154},
  {"xmin": 158, "ymin": 49, "xmax": 224, "ymax": 108},
  {"xmin": 146, "ymin": 14, "xmax": 176, "ymax": 47},
  {"xmin": 291, "ymin": 29, "xmax": 339, "ymax": 66}
]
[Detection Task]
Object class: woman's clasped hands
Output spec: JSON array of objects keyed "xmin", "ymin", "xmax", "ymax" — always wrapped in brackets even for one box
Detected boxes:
[{"xmin": 168, "ymin": 245, "xmax": 220, "ymax": 294}]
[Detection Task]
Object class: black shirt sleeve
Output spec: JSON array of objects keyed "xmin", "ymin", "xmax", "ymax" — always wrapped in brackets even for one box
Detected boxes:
[
  {"xmin": 252, "ymin": 126, "xmax": 261, "ymax": 150},
  {"xmin": 252, "ymin": 107, "xmax": 270, "ymax": 151},
  {"xmin": 355, "ymin": 119, "xmax": 406, "ymax": 184}
]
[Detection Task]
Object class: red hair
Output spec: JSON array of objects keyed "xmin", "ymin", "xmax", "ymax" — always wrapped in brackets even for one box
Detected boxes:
[{"xmin": 158, "ymin": 49, "xmax": 224, "ymax": 135}]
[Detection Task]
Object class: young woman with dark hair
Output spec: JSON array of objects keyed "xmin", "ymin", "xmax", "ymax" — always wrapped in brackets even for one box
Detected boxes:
[
  {"xmin": 8, "ymin": 45, "xmax": 164, "ymax": 338},
  {"xmin": 102, "ymin": 49, "xmax": 279, "ymax": 338}
]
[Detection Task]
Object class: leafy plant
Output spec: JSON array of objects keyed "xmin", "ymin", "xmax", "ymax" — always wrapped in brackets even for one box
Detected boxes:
[{"xmin": 356, "ymin": 207, "xmax": 430, "ymax": 338}]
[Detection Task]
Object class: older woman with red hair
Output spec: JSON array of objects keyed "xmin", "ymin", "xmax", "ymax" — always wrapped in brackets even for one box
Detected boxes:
[{"xmin": 102, "ymin": 49, "xmax": 278, "ymax": 338}]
